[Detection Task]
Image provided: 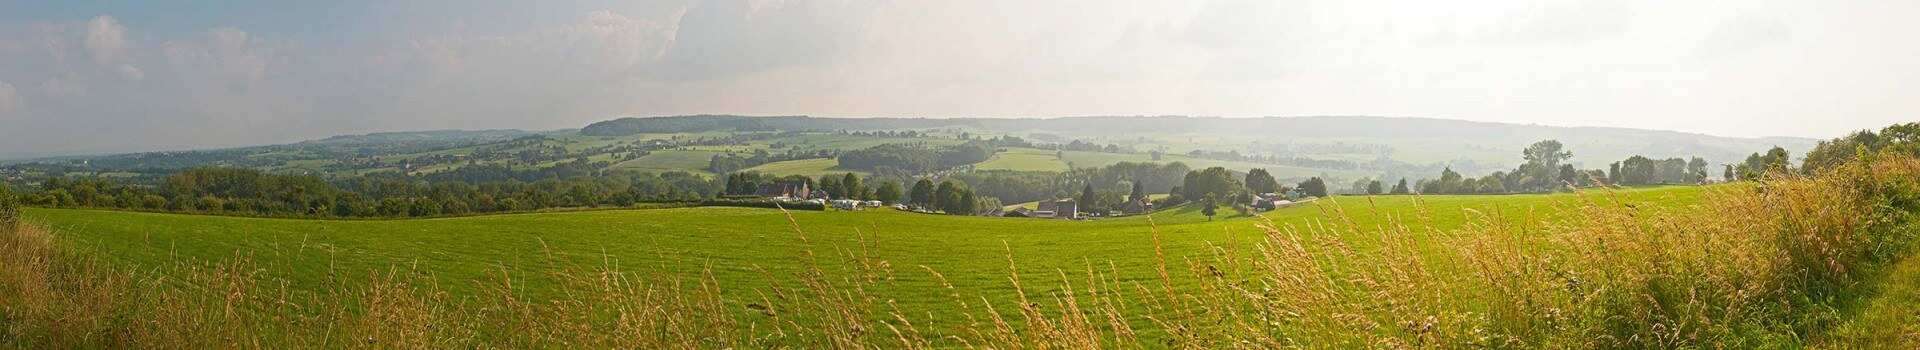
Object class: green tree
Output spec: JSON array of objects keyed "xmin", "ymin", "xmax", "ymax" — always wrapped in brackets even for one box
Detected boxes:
[
  {"xmin": 1390, "ymin": 179, "xmax": 1410, "ymax": 194},
  {"xmin": 1739, "ymin": 152, "xmax": 1766, "ymax": 180},
  {"xmin": 1297, "ymin": 177, "xmax": 1329, "ymax": 197},
  {"xmin": 1608, "ymin": 162, "xmax": 1622, "ymax": 185},
  {"xmin": 1078, "ymin": 184, "xmax": 1098, "ymax": 214},
  {"xmin": 140, "ymin": 195, "xmax": 169, "ymax": 210},
  {"xmin": 934, "ymin": 180, "xmax": 975, "ymax": 215},
  {"xmin": 1523, "ymin": 140, "xmax": 1574, "ymax": 169},
  {"xmin": 1423, "ymin": 167, "xmax": 1464, "ymax": 194},
  {"xmin": 1366, "ymin": 180, "xmax": 1383, "ymax": 195},
  {"xmin": 1200, "ymin": 194, "xmax": 1218, "ymax": 221},
  {"xmin": 875, "ymin": 181, "xmax": 904, "ymax": 204},
  {"xmin": 1764, "ymin": 146, "xmax": 1792, "ymax": 174},
  {"xmin": 1181, "ymin": 167, "xmax": 1242, "ymax": 201},
  {"xmin": 909, "ymin": 179, "xmax": 936, "ymax": 208},
  {"xmin": 1618, "ymin": 156, "xmax": 1658, "ymax": 185},
  {"xmin": 973, "ymin": 196, "xmax": 1001, "ymax": 214},
  {"xmin": 1557, "ymin": 164, "xmax": 1579, "ymax": 188},
  {"xmin": 1687, "ymin": 157, "xmax": 1709, "ymax": 183},
  {"xmin": 842, "ymin": 173, "xmax": 865, "ymax": 200},
  {"xmin": 1129, "ymin": 181, "xmax": 1146, "ymax": 202},
  {"xmin": 818, "ymin": 175, "xmax": 844, "ymax": 199},
  {"xmin": 1245, "ymin": 168, "xmax": 1278, "ymax": 194}
]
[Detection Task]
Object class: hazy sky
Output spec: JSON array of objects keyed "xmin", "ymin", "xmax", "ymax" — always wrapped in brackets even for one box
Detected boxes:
[{"xmin": 2, "ymin": 0, "xmax": 1916, "ymax": 157}]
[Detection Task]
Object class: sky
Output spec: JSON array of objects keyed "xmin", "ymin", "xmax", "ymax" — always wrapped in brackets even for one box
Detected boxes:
[{"xmin": 1, "ymin": 0, "xmax": 1916, "ymax": 157}]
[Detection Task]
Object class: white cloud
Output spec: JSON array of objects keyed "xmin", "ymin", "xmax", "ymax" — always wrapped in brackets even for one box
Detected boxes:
[
  {"xmin": 163, "ymin": 27, "xmax": 274, "ymax": 83},
  {"xmin": 1698, "ymin": 16, "xmax": 1792, "ymax": 58},
  {"xmin": 83, "ymin": 15, "xmax": 126, "ymax": 65},
  {"xmin": 37, "ymin": 74, "xmax": 87, "ymax": 97},
  {"xmin": 115, "ymin": 63, "xmax": 144, "ymax": 80},
  {"xmin": 5, "ymin": 1, "xmax": 1920, "ymax": 156},
  {"xmin": 0, "ymin": 81, "xmax": 20, "ymax": 114}
]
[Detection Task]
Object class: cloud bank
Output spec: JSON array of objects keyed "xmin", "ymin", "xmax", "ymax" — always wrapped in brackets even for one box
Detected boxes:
[{"xmin": 1, "ymin": 0, "xmax": 1917, "ymax": 157}]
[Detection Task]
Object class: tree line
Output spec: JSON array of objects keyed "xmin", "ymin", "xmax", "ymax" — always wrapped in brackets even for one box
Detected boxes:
[
  {"xmin": 18, "ymin": 167, "xmax": 722, "ymax": 218},
  {"xmin": 835, "ymin": 141, "xmax": 996, "ymax": 173},
  {"xmin": 1799, "ymin": 122, "xmax": 1919, "ymax": 175},
  {"xmin": 1414, "ymin": 140, "xmax": 1711, "ymax": 195},
  {"xmin": 706, "ymin": 149, "xmax": 836, "ymax": 174},
  {"xmin": 1407, "ymin": 139, "xmax": 1832, "ymax": 195},
  {"xmin": 718, "ymin": 171, "xmax": 992, "ymax": 215}
]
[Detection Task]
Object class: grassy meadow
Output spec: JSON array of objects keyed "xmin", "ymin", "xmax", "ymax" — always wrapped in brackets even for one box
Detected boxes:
[
  {"xmin": 5, "ymin": 155, "xmax": 1919, "ymax": 348},
  {"xmin": 741, "ymin": 158, "xmax": 860, "ymax": 178},
  {"xmin": 13, "ymin": 186, "xmax": 1708, "ymax": 344},
  {"xmin": 609, "ymin": 149, "xmax": 724, "ymax": 175},
  {"xmin": 974, "ymin": 148, "xmax": 1071, "ymax": 172},
  {"xmin": 22, "ymin": 185, "xmax": 1707, "ymax": 301}
]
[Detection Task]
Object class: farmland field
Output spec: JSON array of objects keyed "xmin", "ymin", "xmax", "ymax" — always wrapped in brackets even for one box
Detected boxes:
[
  {"xmin": 19, "ymin": 186, "xmax": 1711, "ymax": 336},
  {"xmin": 12, "ymin": 153, "xmax": 1920, "ymax": 349},
  {"xmin": 3, "ymin": 1, "xmax": 1904, "ymax": 346},
  {"xmin": 740, "ymin": 157, "xmax": 859, "ymax": 178},
  {"xmin": 765, "ymin": 133, "xmax": 968, "ymax": 151},
  {"xmin": 609, "ymin": 149, "xmax": 724, "ymax": 175},
  {"xmin": 974, "ymin": 148, "xmax": 1070, "ymax": 172}
]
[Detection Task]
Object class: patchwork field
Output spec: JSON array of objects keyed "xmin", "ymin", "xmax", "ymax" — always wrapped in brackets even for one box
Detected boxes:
[
  {"xmin": 740, "ymin": 157, "xmax": 859, "ymax": 178},
  {"xmin": 974, "ymin": 148, "xmax": 1071, "ymax": 172},
  {"xmin": 609, "ymin": 149, "xmax": 724, "ymax": 175}
]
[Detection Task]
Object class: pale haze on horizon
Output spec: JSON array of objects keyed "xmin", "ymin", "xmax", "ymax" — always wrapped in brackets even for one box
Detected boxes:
[{"xmin": 1, "ymin": 0, "xmax": 1915, "ymax": 157}]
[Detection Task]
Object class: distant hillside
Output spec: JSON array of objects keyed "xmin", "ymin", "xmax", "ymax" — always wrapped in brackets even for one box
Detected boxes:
[
  {"xmin": 581, "ymin": 115, "xmax": 1817, "ymax": 169},
  {"xmin": 1, "ymin": 129, "xmax": 539, "ymax": 172},
  {"xmin": 304, "ymin": 129, "xmax": 532, "ymax": 145},
  {"xmin": 4, "ymin": 115, "xmax": 1817, "ymax": 182}
]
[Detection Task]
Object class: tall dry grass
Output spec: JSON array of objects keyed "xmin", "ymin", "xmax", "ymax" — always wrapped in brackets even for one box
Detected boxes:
[{"xmin": 3, "ymin": 154, "xmax": 1918, "ymax": 348}]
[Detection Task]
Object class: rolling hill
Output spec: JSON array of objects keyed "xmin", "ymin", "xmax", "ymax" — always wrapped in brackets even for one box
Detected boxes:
[{"xmin": 1, "ymin": 115, "xmax": 1820, "ymax": 212}]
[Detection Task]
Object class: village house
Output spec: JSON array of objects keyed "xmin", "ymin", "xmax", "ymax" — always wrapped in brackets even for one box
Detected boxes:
[
  {"xmin": 754, "ymin": 181, "xmax": 812, "ymax": 200},
  {"xmin": 1118, "ymin": 198, "xmax": 1154, "ymax": 215},
  {"xmin": 1032, "ymin": 199, "xmax": 1079, "ymax": 219},
  {"xmin": 1252, "ymin": 192, "xmax": 1301, "ymax": 211}
]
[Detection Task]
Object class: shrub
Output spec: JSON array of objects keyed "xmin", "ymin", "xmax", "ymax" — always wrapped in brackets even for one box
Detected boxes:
[{"xmin": 0, "ymin": 184, "xmax": 19, "ymax": 231}]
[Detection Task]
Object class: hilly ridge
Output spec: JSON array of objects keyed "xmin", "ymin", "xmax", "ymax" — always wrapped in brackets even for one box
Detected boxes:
[{"xmin": 2, "ymin": 115, "xmax": 1816, "ymax": 187}]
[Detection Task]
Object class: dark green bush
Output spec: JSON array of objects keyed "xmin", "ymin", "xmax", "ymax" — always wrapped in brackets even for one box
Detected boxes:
[{"xmin": 0, "ymin": 184, "xmax": 19, "ymax": 231}]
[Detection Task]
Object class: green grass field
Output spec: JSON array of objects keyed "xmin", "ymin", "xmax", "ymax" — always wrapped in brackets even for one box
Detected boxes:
[
  {"xmin": 609, "ymin": 149, "xmax": 723, "ymax": 175},
  {"xmin": 765, "ymin": 133, "xmax": 967, "ymax": 151},
  {"xmin": 739, "ymin": 158, "xmax": 861, "ymax": 178},
  {"xmin": 20, "ymin": 186, "xmax": 1712, "ymax": 335},
  {"xmin": 975, "ymin": 148, "xmax": 1071, "ymax": 172}
]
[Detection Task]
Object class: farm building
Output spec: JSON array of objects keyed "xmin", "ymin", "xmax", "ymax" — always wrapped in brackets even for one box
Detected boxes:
[
  {"xmin": 1119, "ymin": 198, "xmax": 1153, "ymax": 214},
  {"xmin": 755, "ymin": 182, "xmax": 812, "ymax": 200},
  {"xmin": 1033, "ymin": 199, "xmax": 1079, "ymax": 219}
]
